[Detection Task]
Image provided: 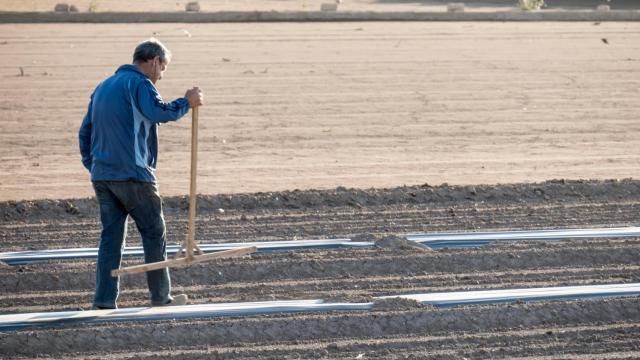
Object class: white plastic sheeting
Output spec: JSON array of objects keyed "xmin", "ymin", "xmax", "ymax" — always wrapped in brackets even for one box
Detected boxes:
[
  {"xmin": 0, "ymin": 238, "xmax": 365, "ymax": 265},
  {"xmin": 2, "ymin": 227, "xmax": 640, "ymax": 265},
  {"xmin": 382, "ymin": 283, "xmax": 640, "ymax": 306},
  {"xmin": 2, "ymin": 283, "xmax": 639, "ymax": 332},
  {"xmin": 405, "ymin": 227, "xmax": 640, "ymax": 249},
  {"xmin": 0, "ymin": 299, "xmax": 367, "ymax": 332}
]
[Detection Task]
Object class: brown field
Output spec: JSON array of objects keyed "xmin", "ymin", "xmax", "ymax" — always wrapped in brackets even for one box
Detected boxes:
[
  {"xmin": 1, "ymin": 22, "xmax": 639, "ymax": 201},
  {"xmin": 1, "ymin": 21, "xmax": 640, "ymax": 359},
  {"xmin": 2, "ymin": 0, "xmax": 639, "ymax": 13},
  {"xmin": 0, "ymin": 0, "xmax": 520, "ymax": 13}
]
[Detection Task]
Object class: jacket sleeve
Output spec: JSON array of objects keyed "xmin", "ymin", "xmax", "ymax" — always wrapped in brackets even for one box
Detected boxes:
[
  {"xmin": 78, "ymin": 93, "xmax": 93, "ymax": 171},
  {"xmin": 135, "ymin": 79, "xmax": 190, "ymax": 124}
]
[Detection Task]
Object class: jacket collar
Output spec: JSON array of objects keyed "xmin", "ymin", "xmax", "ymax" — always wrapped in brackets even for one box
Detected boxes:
[{"xmin": 116, "ymin": 64, "xmax": 148, "ymax": 78}]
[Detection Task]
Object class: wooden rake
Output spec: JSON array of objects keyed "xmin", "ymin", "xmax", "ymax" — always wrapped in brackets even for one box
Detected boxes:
[{"xmin": 112, "ymin": 106, "xmax": 256, "ymax": 277}]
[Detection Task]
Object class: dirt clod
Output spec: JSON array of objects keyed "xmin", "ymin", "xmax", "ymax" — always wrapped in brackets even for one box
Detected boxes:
[
  {"xmin": 374, "ymin": 235, "xmax": 432, "ymax": 252},
  {"xmin": 371, "ymin": 297, "xmax": 427, "ymax": 311}
]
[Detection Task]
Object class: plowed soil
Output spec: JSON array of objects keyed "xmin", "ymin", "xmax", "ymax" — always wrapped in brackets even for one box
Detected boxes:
[{"xmin": 1, "ymin": 180, "xmax": 640, "ymax": 358}]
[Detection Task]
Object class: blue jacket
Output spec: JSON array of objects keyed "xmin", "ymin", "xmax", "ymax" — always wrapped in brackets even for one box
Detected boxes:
[{"xmin": 79, "ymin": 64, "xmax": 190, "ymax": 183}]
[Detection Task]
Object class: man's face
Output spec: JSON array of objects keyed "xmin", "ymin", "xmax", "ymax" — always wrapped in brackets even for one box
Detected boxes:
[{"xmin": 150, "ymin": 56, "xmax": 168, "ymax": 84}]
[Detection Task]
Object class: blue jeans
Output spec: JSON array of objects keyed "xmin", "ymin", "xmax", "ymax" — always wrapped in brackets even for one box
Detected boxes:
[{"xmin": 92, "ymin": 180, "xmax": 172, "ymax": 308}]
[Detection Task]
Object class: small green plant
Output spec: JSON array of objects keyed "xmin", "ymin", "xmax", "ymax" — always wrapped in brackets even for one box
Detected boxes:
[
  {"xmin": 518, "ymin": 0, "xmax": 545, "ymax": 10},
  {"xmin": 88, "ymin": 0, "xmax": 98, "ymax": 12}
]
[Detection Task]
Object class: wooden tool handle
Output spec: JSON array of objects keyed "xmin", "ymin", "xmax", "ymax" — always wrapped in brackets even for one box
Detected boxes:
[{"xmin": 186, "ymin": 106, "xmax": 198, "ymax": 260}]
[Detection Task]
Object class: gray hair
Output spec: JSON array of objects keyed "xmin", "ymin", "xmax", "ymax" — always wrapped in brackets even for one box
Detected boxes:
[{"xmin": 132, "ymin": 38, "xmax": 172, "ymax": 64}]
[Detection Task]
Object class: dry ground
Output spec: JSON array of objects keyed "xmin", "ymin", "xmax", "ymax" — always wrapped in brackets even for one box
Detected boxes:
[
  {"xmin": 3, "ymin": 0, "xmax": 508, "ymax": 13},
  {"xmin": 1, "ymin": 0, "xmax": 639, "ymax": 13},
  {"xmin": 0, "ymin": 22, "xmax": 639, "ymax": 201}
]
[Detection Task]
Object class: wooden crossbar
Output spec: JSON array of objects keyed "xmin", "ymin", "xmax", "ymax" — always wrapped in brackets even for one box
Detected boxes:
[{"xmin": 111, "ymin": 246, "xmax": 256, "ymax": 277}]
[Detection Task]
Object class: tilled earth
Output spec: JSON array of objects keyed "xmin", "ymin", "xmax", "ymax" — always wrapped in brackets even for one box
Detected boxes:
[{"xmin": 1, "ymin": 180, "xmax": 640, "ymax": 358}]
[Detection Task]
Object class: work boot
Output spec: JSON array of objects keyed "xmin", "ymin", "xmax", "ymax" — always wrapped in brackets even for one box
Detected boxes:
[{"xmin": 170, "ymin": 294, "xmax": 188, "ymax": 306}]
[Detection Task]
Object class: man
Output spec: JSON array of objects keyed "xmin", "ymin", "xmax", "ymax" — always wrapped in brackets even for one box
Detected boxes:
[{"xmin": 79, "ymin": 38, "xmax": 203, "ymax": 309}]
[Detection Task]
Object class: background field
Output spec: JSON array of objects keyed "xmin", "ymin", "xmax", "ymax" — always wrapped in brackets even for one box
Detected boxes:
[
  {"xmin": 0, "ymin": 22, "xmax": 639, "ymax": 201},
  {"xmin": 1, "ymin": 0, "xmax": 639, "ymax": 12}
]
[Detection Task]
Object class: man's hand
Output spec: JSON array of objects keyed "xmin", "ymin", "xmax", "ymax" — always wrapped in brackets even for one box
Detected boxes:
[{"xmin": 185, "ymin": 87, "xmax": 203, "ymax": 108}]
